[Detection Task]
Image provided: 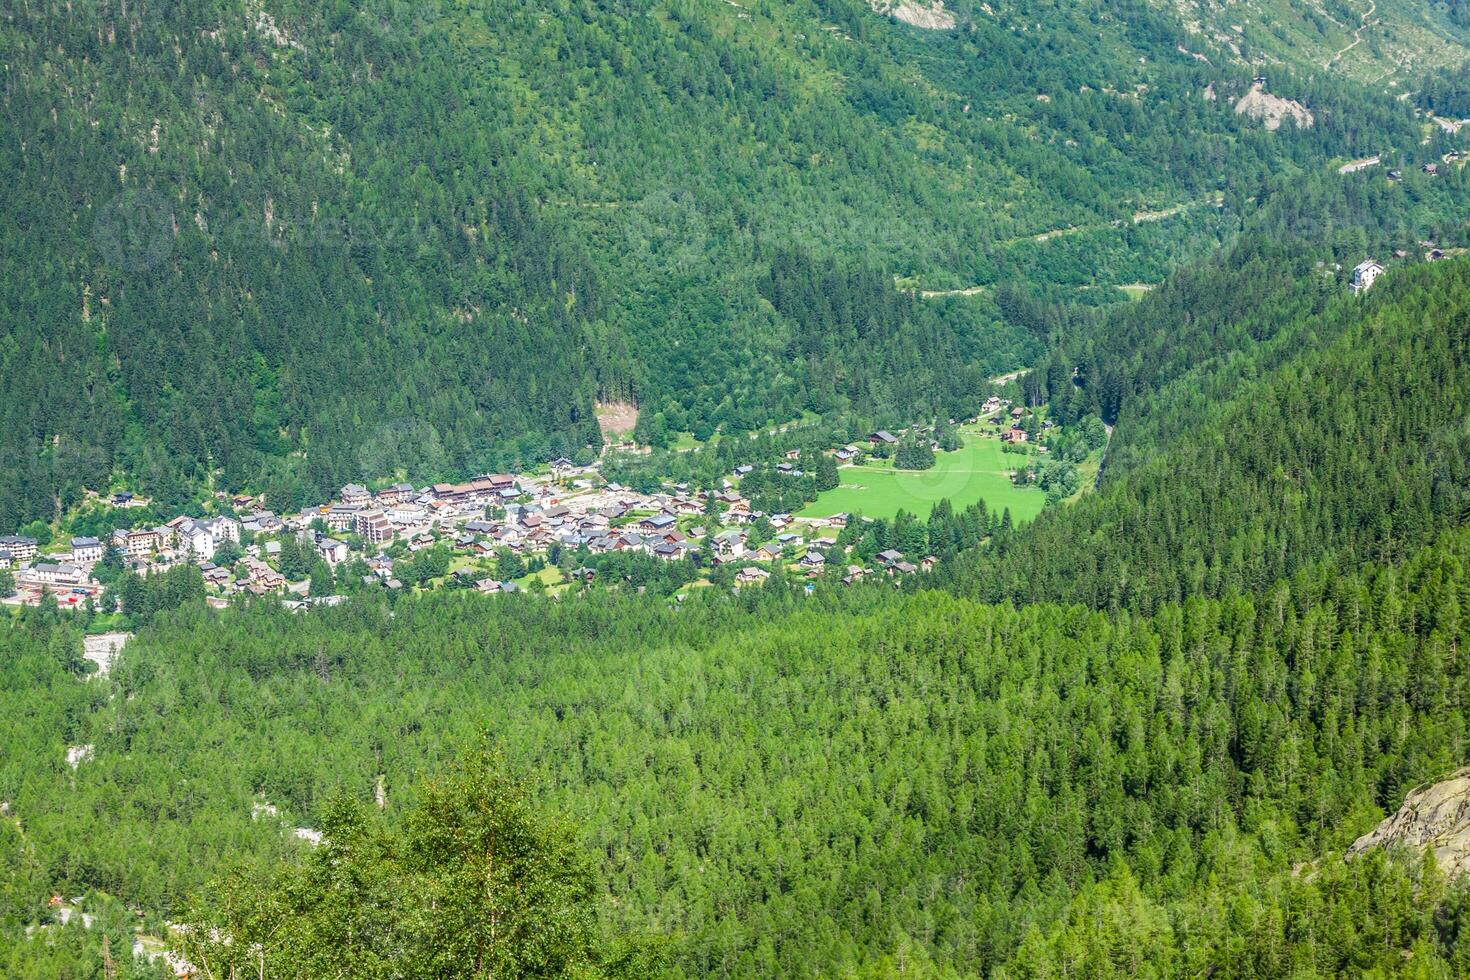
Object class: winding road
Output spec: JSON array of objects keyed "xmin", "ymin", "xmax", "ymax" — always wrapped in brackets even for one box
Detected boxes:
[{"xmin": 1324, "ymin": 0, "xmax": 1376, "ymax": 70}]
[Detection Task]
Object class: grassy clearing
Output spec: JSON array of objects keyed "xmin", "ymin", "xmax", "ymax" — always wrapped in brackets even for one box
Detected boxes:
[
  {"xmin": 84, "ymin": 612, "xmax": 130, "ymax": 635},
  {"xmin": 447, "ymin": 555, "xmax": 486, "ymax": 575},
  {"xmin": 674, "ymin": 579, "xmax": 714, "ymax": 601},
  {"xmin": 1068, "ymin": 455, "xmax": 1103, "ymax": 503},
  {"xmin": 514, "ymin": 566, "xmax": 564, "ymax": 589},
  {"xmin": 798, "ymin": 429, "xmax": 1046, "ymax": 522},
  {"xmin": 512, "ymin": 566, "xmax": 568, "ymax": 596}
]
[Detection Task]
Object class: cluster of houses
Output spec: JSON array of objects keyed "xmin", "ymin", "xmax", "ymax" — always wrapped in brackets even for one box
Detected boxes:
[
  {"xmin": 2, "ymin": 510, "xmax": 268, "ymax": 605},
  {"xmin": 2, "ymin": 434, "xmax": 956, "ymax": 608},
  {"xmin": 1419, "ymin": 148, "xmax": 1469, "ymax": 177},
  {"xmin": 317, "ymin": 463, "xmax": 935, "ymax": 594},
  {"xmin": 1381, "ymin": 144, "xmax": 1470, "ymax": 183},
  {"xmin": 722, "ymin": 537, "xmax": 934, "ymax": 589},
  {"xmin": 1350, "ymin": 242, "xmax": 1463, "ymax": 297},
  {"xmin": 2, "ymin": 533, "xmax": 95, "ymax": 604},
  {"xmin": 980, "ymin": 395, "xmax": 1033, "ymax": 444},
  {"xmin": 860, "ymin": 405, "xmax": 1036, "ymax": 453}
]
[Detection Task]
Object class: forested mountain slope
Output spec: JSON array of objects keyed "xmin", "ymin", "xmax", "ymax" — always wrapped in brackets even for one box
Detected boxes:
[
  {"xmin": 953, "ymin": 249, "xmax": 1470, "ymax": 612},
  {"xmin": 1, "ymin": 0, "xmax": 1455, "ymax": 527},
  {"xmin": 7, "ymin": 529, "xmax": 1470, "ymax": 975},
  {"xmin": 12, "ymin": 7, "xmax": 1470, "ymax": 971},
  {"xmin": 9, "ymin": 181, "xmax": 1470, "ymax": 973},
  {"xmin": 1159, "ymin": 0, "xmax": 1470, "ymax": 83}
]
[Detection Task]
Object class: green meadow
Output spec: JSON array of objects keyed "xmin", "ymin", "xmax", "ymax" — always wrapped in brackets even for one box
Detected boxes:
[{"xmin": 798, "ymin": 431, "xmax": 1047, "ymax": 523}]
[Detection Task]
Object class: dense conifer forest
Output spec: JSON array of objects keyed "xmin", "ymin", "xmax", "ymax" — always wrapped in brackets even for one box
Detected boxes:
[
  {"xmin": 6, "ymin": 260, "xmax": 1470, "ymax": 973},
  {"xmin": 953, "ymin": 257, "xmax": 1470, "ymax": 611},
  {"xmin": 13, "ymin": 0, "xmax": 1470, "ymax": 976},
  {"xmin": 8, "ymin": 525, "xmax": 1470, "ymax": 975},
  {"xmin": 4, "ymin": 0, "xmax": 1467, "ymax": 525}
]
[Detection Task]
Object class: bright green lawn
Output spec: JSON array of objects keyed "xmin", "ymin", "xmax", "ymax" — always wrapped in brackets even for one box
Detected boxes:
[
  {"xmin": 447, "ymin": 555, "xmax": 486, "ymax": 575},
  {"xmin": 84, "ymin": 612, "xmax": 130, "ymax": 635},
  {"xmin": 797, "ymin": 432, "xmax": 1046, "ymax": 523},
  {"xmin": 514, "ymin": 566, "xmax": 564, "ymax": 590},
  {"xmin": 672, "ymin": 431, "xmax": 704, "ymax": 452}
]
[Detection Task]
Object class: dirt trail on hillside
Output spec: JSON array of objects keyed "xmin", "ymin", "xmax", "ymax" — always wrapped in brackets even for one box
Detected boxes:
[
  {"xmin": 900, "ymin": 193, "xmax": 1215, "ymax": 298},
  {"xmin": 1325, "ymin": 0, "xmax": 1376, "ymax": 70}
]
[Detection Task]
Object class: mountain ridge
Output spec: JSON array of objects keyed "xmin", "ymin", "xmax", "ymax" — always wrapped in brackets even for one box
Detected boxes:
[{"xmin": 3, "ymin": 0, "xmax": 1455, "ymax": 529}]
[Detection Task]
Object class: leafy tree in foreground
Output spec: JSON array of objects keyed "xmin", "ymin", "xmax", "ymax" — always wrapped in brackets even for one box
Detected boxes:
[{"xmin": 180, "ymin": 749, "xmax": 656, "ymax": 979}]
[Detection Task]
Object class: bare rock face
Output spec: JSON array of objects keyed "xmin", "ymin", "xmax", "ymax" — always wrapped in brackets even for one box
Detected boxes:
[
  {"xmin": 868, "ymin": 0, "xmax": 956, "ymax": 30},
  {"xmin": 1348, "ymin": 768, "xmax": 1470, "ymax": 877},
  {"xmin": 1234, "ymin": 83, "xmax": 1313, "ymax": 131}
]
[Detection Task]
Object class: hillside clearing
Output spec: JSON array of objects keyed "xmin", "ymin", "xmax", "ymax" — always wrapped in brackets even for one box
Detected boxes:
[
  {"xmin": 867, "ymin": 0, "xmax": 955, "ymax": 30},
  {"xmin": 1338, "ymin": 155, "xmax": 1381, "ymax": 174},
  {"xmin": 595, "ymin": 401, "xmax": 639, "ymax": 438},
  {"xmin": 82, "ymin": 632, "xmax": 131, "ymax": 678},
  {"xmin": 1235, "ymin": 82, "xmax": 1314, "ymax": 130},
  {"xmin": 798, "ymin": 429, "xmax": 1046, "ymax": 522}
]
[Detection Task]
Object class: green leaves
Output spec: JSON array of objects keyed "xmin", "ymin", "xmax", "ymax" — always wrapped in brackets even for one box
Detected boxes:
[{"xmin": 181, "ymin": 749, "xmax": 617, "ymax": 979}]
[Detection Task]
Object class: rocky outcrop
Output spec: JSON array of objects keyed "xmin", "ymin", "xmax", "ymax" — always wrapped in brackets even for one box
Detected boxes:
[
  {"xmin": 1234, "ymin": 83, "xmax": 1313, "ymax": 131},
  {"xmin": 868, "ymin": 0, "xmax": 956, "ymax": 30},
  {"xmin": 1348, "ymin": 768, "xmax": 1470, "ymax": 877},
  {"xmin": 82, "ymin": 631, "xmax": 131, "ymax": 677}
]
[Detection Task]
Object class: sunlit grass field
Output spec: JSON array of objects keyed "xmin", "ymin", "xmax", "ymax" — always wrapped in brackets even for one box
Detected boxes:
[{"xmin": 798, "ymin": 430, "xmax": 1046, "ymax": 522}]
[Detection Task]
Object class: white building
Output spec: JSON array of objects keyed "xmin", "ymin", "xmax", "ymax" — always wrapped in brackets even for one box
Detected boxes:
[
  {"xmin": 29, "ymin": 562, "xmax": 86, "ymax": 587},
  {"xmin": 69, "ymin": 536, "xmax": 103, "ymax": 564},
  {"xmin": 204, "ymin": 516, "xmax": 241, "ymax": 544},
  {"xmin": 1350, "ymin": 260, "xmax": 1385, "ymax": 294},
  {"xmin": 0, "ymin": 535, "xmax": 38, "ymax": 562},
  {"xmin": 711, "ymin": 530, "xmax": 746, "ymax": 561},
  {"xmin": 179, "ymin": 521, "xmax": 217, "ymax": 561},
  {"xmin": 316, "ymin": 538, "xmax": 349, "ymax": 565},
  {"xmin": 170, "ymin": 516, "xmax": 241, "ymax": 563}
]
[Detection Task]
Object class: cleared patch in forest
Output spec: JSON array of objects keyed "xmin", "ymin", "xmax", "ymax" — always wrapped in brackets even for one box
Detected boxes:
[
  {"xmin": 867, "ymin": 0, "xmax": 956, "ymax": 29},
  {"xmin": 82, "ymin": 632, "xmax": 131, "ymax": 677},
  {"xmin": 798, "ymin": 430, "xmax": 1046, "ymax": 522},
  {"xmin": 596, "ymin": 401, "xmax": 639, "ymax": 438},
  {"xmin": 1235, "ymin": 83, "xmax": 1313, "ymax": 131}
]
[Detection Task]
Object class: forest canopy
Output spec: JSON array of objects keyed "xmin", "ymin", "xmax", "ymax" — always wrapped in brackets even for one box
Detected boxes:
[
  {"xmin": 1, "ymin": 0, "xmax": 1460, "ymax": 525},
  {"xmin": 10, "ymin": 0, "xmax": 1470, "ymax": 976}
]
